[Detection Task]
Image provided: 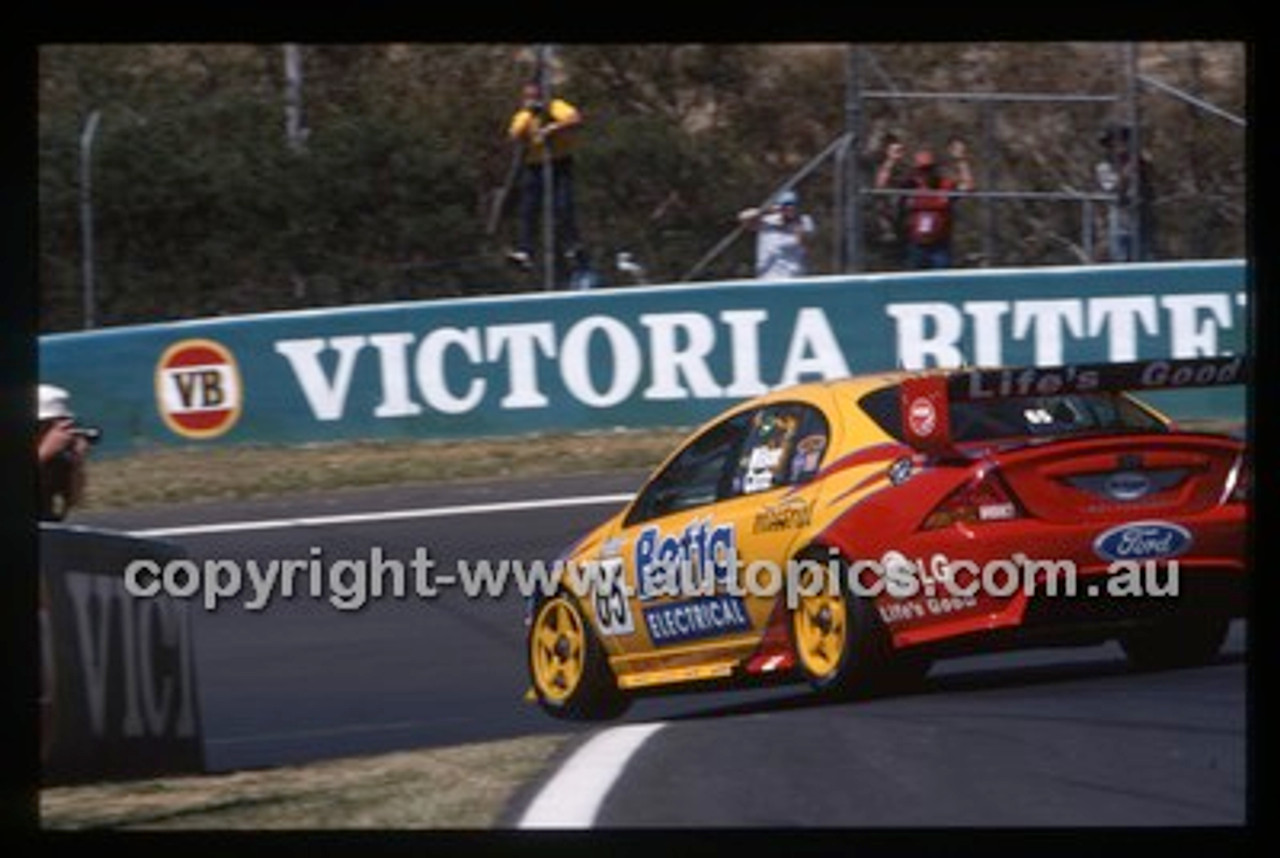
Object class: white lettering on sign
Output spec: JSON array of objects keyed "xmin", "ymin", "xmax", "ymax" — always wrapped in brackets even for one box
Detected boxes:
[
  {"xmin": 886, "ymin": 292, "xmax": 1247, "ymax": 369},
  {"xmin": 268, "ymin": 291, "xmax": 1246, "ymax": 423},
  {"xmin": 273, "ymin": 308, "xmax": 850, "ymax": 422},
  {"xmin": 778, "ymin": 307, "xmax": 851, "ymax": 386},
  {"xmin": 1160, "ymin": 294, "xmax": 1236, "ymax": 358},
  {"xmin": 885, "ymin": 302, "xmax": 966, "ymax": 368},
  {"xmin": 640, "ymin": 312, "xmax": 724, "ymax": 400},
  {"xmin": 1012, "ymin": 300, "xmax": 1085, "ymax": 366},
  {"xmin": 719, "ymin": 309, "xmax": 770, "ymax": 397},
  {"xmin": 485, "ymin": 322, "xmax": 558, "ymax": 409},
  {"xmin": 368, "ymin": 332, "xmax": 422, "ymax": 418},
  {"xmin": 1086, "ymin": 297, "xmax": 1159, "ymax": 362},
  {"xmin": 560, "ymin": 315, "xmax": 643, "ymax": 408},
  {"xmin": 274, "ymin": 336, "xmax": 367, "ymax": 421},
  {"xmin": 962, "ymin": 301, "xmax": 1010, "ymax": 366},
  {"xmin": 414, "ymin": 327, "xmax": 486, "ymax": 414}
]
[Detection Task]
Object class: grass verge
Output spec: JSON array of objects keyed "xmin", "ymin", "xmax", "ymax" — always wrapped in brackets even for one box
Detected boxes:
[
  {"xmin": 40, "ymin": 733, "xmax": 571, "ymax": 830},
  {"xmin": 82, "ymin": 429, "xmax": 690, "ymax": 511},
  {"xmin": 82, "ymin": 419, "xmax": 1242, "ymax": 512}
]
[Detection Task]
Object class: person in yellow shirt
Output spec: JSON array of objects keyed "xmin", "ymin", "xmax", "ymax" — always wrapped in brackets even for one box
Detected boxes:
[{"xmin": 507, "ymin": 80, "xmax": 583, "ymax": 270}]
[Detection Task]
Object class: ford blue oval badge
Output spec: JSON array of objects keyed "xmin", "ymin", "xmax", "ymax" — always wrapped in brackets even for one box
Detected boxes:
[{"xmin": 1093, "ymin": 520, "xmax": 1192, "ymax": 562}]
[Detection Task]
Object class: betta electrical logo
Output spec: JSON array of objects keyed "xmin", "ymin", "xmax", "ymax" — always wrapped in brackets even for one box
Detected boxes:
[
  {"xmin": 155, "ymin": 339, "xmax": 243, "ymax": 439},
  {"xmin": 633, "ymin": 518, "xmax": 738, "ymax": 602}
]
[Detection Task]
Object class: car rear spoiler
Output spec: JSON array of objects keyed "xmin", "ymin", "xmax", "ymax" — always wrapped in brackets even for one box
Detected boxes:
[{"xmin": 899, "ymin": 355, "xmax": 1250, "ymax": 457}]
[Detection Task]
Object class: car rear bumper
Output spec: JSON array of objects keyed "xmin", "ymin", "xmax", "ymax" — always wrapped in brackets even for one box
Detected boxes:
[{"xmin": 875, "ymin": 503, "xmax": 1247, "ymax": 650}]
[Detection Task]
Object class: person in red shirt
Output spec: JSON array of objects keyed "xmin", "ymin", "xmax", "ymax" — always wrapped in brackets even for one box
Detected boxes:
[{"xmin": 877, "ymin": 138, "xmax": 974, "ymax": 269}]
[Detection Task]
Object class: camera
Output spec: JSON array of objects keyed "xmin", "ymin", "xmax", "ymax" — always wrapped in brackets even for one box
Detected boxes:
[
  {"xmin": 68, "ymin": 424, "xmax": 103, "ymax": 445},
  {"xmin": 38, "ymin": 421, "xmax": 101, "ymax": 520}
]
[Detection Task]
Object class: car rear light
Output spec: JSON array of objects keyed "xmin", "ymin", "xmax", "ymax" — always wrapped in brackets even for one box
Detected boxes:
[
  {"xmin": 1224, "ymin": 453, "xmax": 1250, "ymax": 504},
  {"xmin": 922, "ymin": 469, "xmax": 1025, "ymax": 530}
]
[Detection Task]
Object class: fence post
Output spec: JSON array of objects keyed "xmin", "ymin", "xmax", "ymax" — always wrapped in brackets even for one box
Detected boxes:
[
  {"xmin": 79, "ymin": 109, "xmax": 102, "ymax": 330},
  {"xmin": 843, "ymin": 45, "xmax": 862, "ymax": 273},
  {"xmin": 283, "ymin": 44, "xmax": 308, "ymax": 153}
]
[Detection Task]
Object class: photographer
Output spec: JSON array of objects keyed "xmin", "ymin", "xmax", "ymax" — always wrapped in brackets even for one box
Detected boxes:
[
  {"xmin": 506, "ymin": 79, "xmax": 584, "ymax": 273},
  {"xmin": 37, "ymin": 384, "xmax": 98, "ymax": 521}
]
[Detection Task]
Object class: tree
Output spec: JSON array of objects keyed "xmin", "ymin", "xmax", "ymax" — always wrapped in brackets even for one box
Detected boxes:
[{"xmin": 37, "ymin": 43, "xmax": 1246, "ymax": 332}]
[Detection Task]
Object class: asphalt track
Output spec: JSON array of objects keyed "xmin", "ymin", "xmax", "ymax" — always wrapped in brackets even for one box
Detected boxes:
[{"xmin": 79, "ymin": 471, "xmax": 1248, "ymax": 827}]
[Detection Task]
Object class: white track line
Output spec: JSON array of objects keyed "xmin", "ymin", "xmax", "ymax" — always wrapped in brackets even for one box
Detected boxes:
[
  {"xmin": 127, "ymin": 493, "xmax": 634, "ymax": 538},
  {"xmin": 517, "ymin": 722, "xmax": 666, "ymax": 828}
]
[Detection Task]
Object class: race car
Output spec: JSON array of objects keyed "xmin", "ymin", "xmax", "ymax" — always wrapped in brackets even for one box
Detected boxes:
[{"xmin": 525, "ymin": 356, "xmax": 1249, "ymax": 719}]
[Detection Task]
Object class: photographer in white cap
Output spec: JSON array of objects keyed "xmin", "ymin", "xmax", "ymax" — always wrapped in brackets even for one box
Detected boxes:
[
  {"xmin": 737, "ymin": 188, "xmax": 816, "ymax": 280},
  {"xmin": 38, "ymin": 384, "xmax": 96, "ymax": 520}
]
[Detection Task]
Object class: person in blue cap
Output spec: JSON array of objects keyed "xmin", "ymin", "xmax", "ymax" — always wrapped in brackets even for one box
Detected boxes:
[{"xmin": 737, "ymin": 188, "xmax": 816, "ymax": 280}]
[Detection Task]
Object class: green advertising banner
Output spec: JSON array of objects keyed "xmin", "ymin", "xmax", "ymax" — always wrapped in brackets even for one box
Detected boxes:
[{"xmin": 39, "ymin": 260, "xmax": 1249, "ymax": 456}]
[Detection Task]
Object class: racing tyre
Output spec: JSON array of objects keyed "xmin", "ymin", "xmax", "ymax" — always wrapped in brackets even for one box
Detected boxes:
[
  {"xmin": 790, "ymin": 552, "xmax": 895, "ymax": 699},
  {"xmin": 528, "ymin": 593, "xmax": 630, "ymax": 721},
  {"xmin": 1119, "ymin": 616, "xmax": 1229, "ymax": 671}
]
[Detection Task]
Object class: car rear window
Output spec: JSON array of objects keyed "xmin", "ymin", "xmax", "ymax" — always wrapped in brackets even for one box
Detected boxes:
[{"xmin": 859, "ymin": 386, "xmax": 1168, "ymax": 443}]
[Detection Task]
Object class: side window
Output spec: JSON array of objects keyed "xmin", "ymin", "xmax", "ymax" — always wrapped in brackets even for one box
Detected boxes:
[
  {"xmin": 726, "ymin": 404, "xmax": 830, "ymax": 499},
  {"xmin": 625, "ymin": 411, "xmax": 751, "ymax": 526}
]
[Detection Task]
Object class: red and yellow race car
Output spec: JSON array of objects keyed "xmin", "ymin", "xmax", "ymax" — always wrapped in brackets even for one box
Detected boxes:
[{"xmin": 525, "ymin": 357, "xmax": 1249, "ymax": 719}]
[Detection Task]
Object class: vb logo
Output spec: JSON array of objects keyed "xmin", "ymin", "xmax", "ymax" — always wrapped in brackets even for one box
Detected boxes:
[{"xmin": 155, "ymin": 339, "xmax": 243, "ymax": 438}]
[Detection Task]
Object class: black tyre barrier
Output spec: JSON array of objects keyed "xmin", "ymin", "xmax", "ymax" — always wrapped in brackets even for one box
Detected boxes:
[{"xmin": 40, "ymin": 524, "xmax": 204, "ymax": 785}]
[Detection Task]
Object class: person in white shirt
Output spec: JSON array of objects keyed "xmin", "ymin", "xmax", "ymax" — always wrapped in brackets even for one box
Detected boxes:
[{"xmin": 737, "ymin": 189, "xmax": 816, "ymax": 280}]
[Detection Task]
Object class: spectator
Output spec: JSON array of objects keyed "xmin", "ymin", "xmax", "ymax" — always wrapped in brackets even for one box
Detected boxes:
[
  {"xmin": 506, "ymin": 80, "xmax": 583, "ymax": 271},
  {"xmin": 869, "ymin": 133, "xmax": 912, "ymax": 269},
  {"xmin": 1095, "ymin": 124, "xmax": 1155, "ymax": 262},
  {"xmin": 37, "ymin": 384, "xmax": 93, "ymax": 521},
  {"xmin": 877, "ymin": 140, "xmax": 974, "ymax": 270},
  {"xmin": 615, "ymin": 251, "xmax": 647, "ymax": 285},
  {"xmin": 567, "ymin": 248, "xmax": 605, "ymax": 291},
  {"xmin": 737, "ymin": 189, "xmax": 816, "ymax": 280}
]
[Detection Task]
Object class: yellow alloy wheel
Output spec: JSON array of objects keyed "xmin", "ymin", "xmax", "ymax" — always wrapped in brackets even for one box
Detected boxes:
[
  {"xmin": 792, "ymin": 587, "xmax": 849, "ymax": 681},
  {"xmin": 531, "ymin": 597, "xmax": 587, "ymax": 702}
]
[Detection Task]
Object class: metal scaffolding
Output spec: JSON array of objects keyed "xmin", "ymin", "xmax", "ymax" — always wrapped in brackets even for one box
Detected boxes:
[
  {"xmin": 685, "ymin": 43, "xmax": 1161, "ymax": 280},
  {"xmin": 841, "ymin": 50, "xmax": 1134, "ymax": 272}
]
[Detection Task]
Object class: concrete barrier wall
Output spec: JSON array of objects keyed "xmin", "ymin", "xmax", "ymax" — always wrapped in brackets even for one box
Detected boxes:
[
  {"xmin": 41, "ymin": 525, "xmax": 205, "ymax": 784},
  {"xmin": 39, "ymin": 261, "xmax": 1249, "ymax": 456}
]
